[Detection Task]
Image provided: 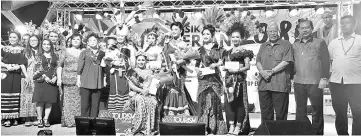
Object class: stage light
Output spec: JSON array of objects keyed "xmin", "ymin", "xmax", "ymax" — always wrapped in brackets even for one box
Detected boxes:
[
  {"xmin": 95, "ymin": 12, "xmax": 103, "ymax": 20},
  {"xmin": 315, "ymin": 6, "xmax": 325, "ymax": 14},
  {"xmin": 242, "ymin": 10, "xmax": 249, "ymax": 17},
  {"xmin": 104, "ymin": 12, "xmax": 109, "ymax": 17},
  {"xmin": 75, "ymin": 12, "xmax": 83, "ymax": 20},
  {"xmin": 153, "ymin": 13, "xmax": 160, "ymax": 18},
  {"xmin": 265, "ymin": 7, "xmax": 274, "ymax": 17},
  {"xmin": 15, "ymin": 25, "xmax": 27, "ymax": 35},
  {"xmin": 74, "ymin": 24, "xmax": 79, "ymax": 29},
  {"xmin": 289, "ymin": 7, "xmax": 299, "ymax": 17},
  {"xmin": 195, "ymin": 12, "xmax": 203, "ymax": 19}
]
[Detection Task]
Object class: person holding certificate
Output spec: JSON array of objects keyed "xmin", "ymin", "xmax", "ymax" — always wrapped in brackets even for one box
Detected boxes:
[
  {"xmin": 195, "ymin": 24, "xmax": 227, "ymax": 135},
  {"xmin": 125, "ymin": 51, "xmax": 159, "ymax": 135},
  {"xmin": 223, "ymin": 22, "xmax": 254, "ymax": 135}
]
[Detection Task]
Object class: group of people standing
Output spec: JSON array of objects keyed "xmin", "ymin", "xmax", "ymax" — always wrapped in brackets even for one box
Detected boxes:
[
  {"xmin": 256, "ymin": 14, "xmax": 361, "ymax": 135},
  {"xmin": 1, "ymin": 9, "xmax": 360, "ymax": 136}
]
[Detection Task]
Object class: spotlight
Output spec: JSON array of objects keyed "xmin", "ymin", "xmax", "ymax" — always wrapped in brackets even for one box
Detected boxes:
[
  {"xmin": 242, "ymin": 9, "xmax": 249, "ymax": 17},
  {"xmin": 74, "ymin": 24, "xmax": 79, "ymax": 29},
  {"xmin": 15, "ymin": 25, "xmax": 27, "ymax": 35},
  {"xmin": 75, "ymin": 12, "xmax": 83, "ymax": 20},
  {"xmin": 95, "ymin": 12, "xmax": 103, "ymax": 20},
  {"xmin": 153, "ymin": 13, "xmax": 160, "ymax": 18},
  {"xmin": 265, "ymin": 7, "xmax": 274, "ymax": 17},
  {"xmin": 195, "ymin": 11, "xmax": 203, "ymax": 19},
  {"xmin": 289, "ymin": 7, "xmax": 299, "ymax": 17},
  {"xmin": 104, "ymin": 12, "xmax": 109, "ymax": 17},
  {"xmin": 315, "ymin": 6, "xmax": 325, "ymax": 14}
]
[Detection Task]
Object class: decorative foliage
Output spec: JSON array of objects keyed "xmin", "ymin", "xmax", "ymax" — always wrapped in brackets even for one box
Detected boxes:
[
  {"xmin": 201, "ymin": 6, "xmax": 225, "ymax": 31},
  {"xmin": 23, "ymin": 21, "xmax": 39, "ymax": 36},
  {"xmin": 165, "ymin": 10, "xmax": 190, "ymax": 28},
  {"xmin": 40, "ymin": 19, "xmax": 72, "ymax": 39},
  {"xmin": 220, "ymin": 9, "xmax": 258, "ymax": 37}
]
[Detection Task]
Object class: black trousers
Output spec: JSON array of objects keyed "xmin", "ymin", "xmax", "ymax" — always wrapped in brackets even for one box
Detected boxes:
[
  {"xmin": 225, "ymin": 84, "xmax": 246, "ymax": 123},
  {"xmin": 294, "ymin": 83, "xmax": 324, "ymax": 135},
  {"xmin": 329, "ymin": 82, "xmax": 361, "ymax": 135},
  {"xmin": 258, "ymin": 90, "xmax": 289, "ymax": 122},
  {"xmin": 99, "ymin": 87, "xmax": 110, "ymax": 110},
  {"xmin": 80, "ymin": 87, "xmax": 101, "ymax": 117}
]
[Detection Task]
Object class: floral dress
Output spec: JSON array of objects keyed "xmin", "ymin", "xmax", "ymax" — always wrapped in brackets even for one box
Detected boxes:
[
  {"xmin": 224, "ymin": 47, "xmax": 254, "ymax": 135},
  {"xmin": 20, "ymin": 51, "xmax": 38, "ymax": 118},
  {"xmin": 1, "ymin": 45, "xmax": 27, "ymax": 119},
  {"xmin": 125, "ymin": 68, "xmax": 159, "ymax": 135},
  {"xmin": 196, "ymin": 43, "xmax": 227, "ymax": 135},
  {"xmin": 59, "ymin": 48, "xmax": 82, "ymax": 127},
  {"xmin": 161, "ymin": 40, "xmax": 197, "ymax": 116}
]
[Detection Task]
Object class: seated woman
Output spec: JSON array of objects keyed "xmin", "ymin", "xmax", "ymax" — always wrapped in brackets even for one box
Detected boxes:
[{"xmin": 125, "ymin": 52, "xmax": 159, "ymax": 135}]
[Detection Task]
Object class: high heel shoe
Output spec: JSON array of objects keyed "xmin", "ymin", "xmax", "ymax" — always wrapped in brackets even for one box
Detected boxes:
[
  {"xmin": 4, "ymin": 120, "xmax": 11, "ymax": 127},
  {"xmin": 233, "ymin": 124, "xmax": 241, "ymax": 135},
  {"xmin": 12, "ymin": 120, "xmax": 18, "ymax": 126},
  {"xmin": 227, "ymin": 125, "xmax": 235, "ymax": 135},
  {"xmin": 37, "ymin": 119, "xmax": 44, "ymax": 128},
  {"xmin": 43, "ymin": 119, "xmax": 50, "ymax": 127}
]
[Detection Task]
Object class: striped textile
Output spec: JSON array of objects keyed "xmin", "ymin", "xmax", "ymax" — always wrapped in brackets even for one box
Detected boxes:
[
  {"xmin": 108, "ymin": 94, "xmax": 129, "ymax": 111},
  {"xmin": 1, "ymin": 93, "xmax": 20, "ymax": 119}
]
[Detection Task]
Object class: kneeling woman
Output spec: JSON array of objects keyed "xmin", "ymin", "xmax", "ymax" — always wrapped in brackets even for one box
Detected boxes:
[
  {"xmin": 125, "ymin": 52, "xmax": 159, "ymax": 135},
  {"xmin": 33, "ymin": 39, "xmax": 59, "ymax": 128}
]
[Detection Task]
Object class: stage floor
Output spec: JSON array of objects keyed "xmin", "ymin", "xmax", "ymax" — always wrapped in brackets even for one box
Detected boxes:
[{"xmin": 1, "ymin": 113, "xmax": 353, "ymax": 136}]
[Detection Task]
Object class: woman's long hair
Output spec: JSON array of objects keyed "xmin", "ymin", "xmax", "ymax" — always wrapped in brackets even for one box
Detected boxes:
[
  {"xmin": 25, "ymin": 35, "xmax": 41, "ymax": 59},
  {"xmin": 66, "ymin": 33, "xmax": 84, "ymax": 49},
  {"xmin": 39, "ymin": 39, "xmax": 56, "ymax": 57}
]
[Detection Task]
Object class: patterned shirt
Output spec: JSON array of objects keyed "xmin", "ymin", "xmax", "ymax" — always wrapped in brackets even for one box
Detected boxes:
[{"xmin": 256, "ymin": 39, "xmax": 294, "ymax": 92}]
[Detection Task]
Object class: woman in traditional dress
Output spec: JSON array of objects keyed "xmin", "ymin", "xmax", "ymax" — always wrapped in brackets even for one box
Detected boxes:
[
  {"xmin": 125, "ymin": 52, "xmax": 159, "ymax": 135},
  {"xmin": 161, "ymin": 22, "xmax": 197, "ymax": 116},
  {"xmin": 32, "ymin": 39, "xmax": 59, "ymax": 128},
  {"xmin": 116, "ymin": 29, "xmax": 136, "ymax": 67},
  {"xmin": 57, "ymin": 33, "xmax": 84, "ymax": 127},
  {"xmin": 20, "ymin": 35, "xmax": 41, "ymax": 127},
  {"xmin": 1, "ymin": 31, "xmax": 29, "ymax": 127},
  {"xmin": 195, "ymin": 24, "xmax": 227, "ymax": 135},
  {"xmin": 102, "ymin": 43, "xmax": 131, "ymax": 111},
  {"xmin": 141, "ymin": 27, "xmax": 163, "ymax": 62},
  {"xmin": 224, "ymin": 22, "xmax": 253, "ymax": 135},
  {"xmin": 77, "ymin": 33, "xmax": 105, "ymax": 117}
]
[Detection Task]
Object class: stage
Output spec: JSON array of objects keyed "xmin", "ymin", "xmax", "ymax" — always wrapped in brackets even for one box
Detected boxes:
[{"xmin": 1, "ymin": 113, "xmax": 353, "ymax": 136}]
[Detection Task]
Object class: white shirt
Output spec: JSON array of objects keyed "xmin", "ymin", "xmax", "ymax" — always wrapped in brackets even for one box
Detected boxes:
[{"xmin": 328, "ymin": 33, "xmax": 361, "ymax": 84}]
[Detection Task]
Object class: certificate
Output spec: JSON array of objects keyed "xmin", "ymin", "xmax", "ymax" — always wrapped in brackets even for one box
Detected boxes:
[
  {"xmin": 148, "ymin": 61, "xmax": 162, "ymax": 69},
  {"xmin": 199, "ymin": 67, "xmax": 215, "ymax": 75},
  {"xmin": 225, "ymin": 61, "xmax": 240, "ymax": 70},
  {"xmin": 148, "ymin": 78, "xmax": 160, "ymax": 95}
]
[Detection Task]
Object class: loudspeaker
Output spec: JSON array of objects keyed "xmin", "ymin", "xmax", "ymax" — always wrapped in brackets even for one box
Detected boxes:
[
  {"xmin": 159, "ymin": 123, "xmax": 206, "ymax": 135},
  {"xmin": 75, "ymin": 116, "xmax": 116, "ymax": 135},
  {"xmin": 254, "ymin": 120, "xmax": 316, "ymax": 135}
]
